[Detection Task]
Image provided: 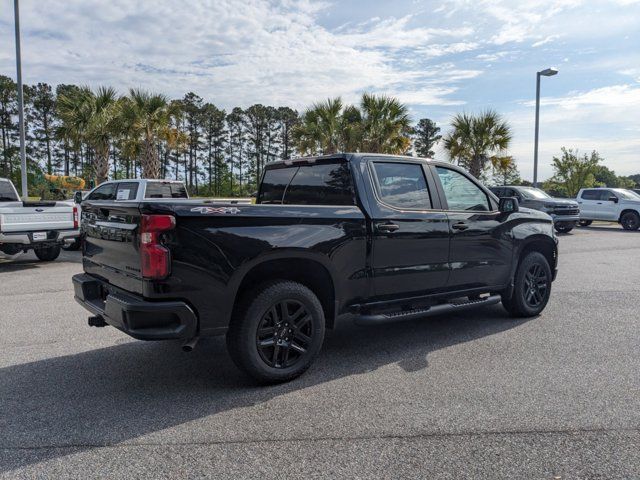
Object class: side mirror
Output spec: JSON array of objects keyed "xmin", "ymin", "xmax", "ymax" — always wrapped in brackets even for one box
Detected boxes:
[
  {"xmin": 499, "ymin": 197, "xmax": 519, "ymax": 213},
  {"xmin": 73, "ymin": 191, "xmax": 83, "ymax": 204},
  {"xmin": 609, "ymin": 196, "xmax": 618, "ymax": 203}
]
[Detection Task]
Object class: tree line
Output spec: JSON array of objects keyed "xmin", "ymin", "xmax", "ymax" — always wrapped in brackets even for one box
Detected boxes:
[{"xmin": 0, "ymin": 74, "xmax": 636, "ymax": 198}]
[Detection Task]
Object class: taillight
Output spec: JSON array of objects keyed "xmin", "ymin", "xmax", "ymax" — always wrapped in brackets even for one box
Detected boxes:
[
  {"xmin": 140, "ymin": 214, "xmax": 176, "ymax": 279},
  {"xmin": 73, "ymin": 206, "xmax": 79, "ymax": 229}
]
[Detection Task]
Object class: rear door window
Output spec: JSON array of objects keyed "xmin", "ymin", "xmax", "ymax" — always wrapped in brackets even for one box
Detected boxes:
[
  {"xmin": 581, "ymin": 190, "xmax": 599, "ymax": 200},
  {"xmin": 115, "ymin": 182, "xmax": 139, "ymax": 201},
  {"xmin": 372, "ymin": 162, "xmax": 432, "ymax": 210},
  {"xmin": 144, "ymin": 182, "xmax": 188, "ymax": 199},
  {"xmin": 87, "ymin": 183, "xmax": 116, "ymax": 201}
]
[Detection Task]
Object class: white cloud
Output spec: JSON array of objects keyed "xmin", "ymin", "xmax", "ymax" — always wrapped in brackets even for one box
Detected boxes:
[
  {"xmin": 531, "ymin": 34, "xmax": 561, "ymax": 47},
  {"xmin": 0, "ymin": 0, "xmax": 477, "ymax": 110}
]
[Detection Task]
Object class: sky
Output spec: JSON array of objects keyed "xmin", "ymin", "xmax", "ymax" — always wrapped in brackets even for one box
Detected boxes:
[{"xmin": 1, "ymin": 0, "xmax": 639, "ymax": 180}]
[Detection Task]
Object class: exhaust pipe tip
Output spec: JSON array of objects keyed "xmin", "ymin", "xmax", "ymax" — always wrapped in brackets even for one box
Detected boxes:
[{"xmin": 182, "ymin": 336, "xmax": 199, "ymax": 352}]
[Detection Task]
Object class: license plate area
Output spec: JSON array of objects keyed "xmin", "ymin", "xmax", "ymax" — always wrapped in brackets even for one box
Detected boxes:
[{"xmin": 32, "ymin": 232, "xmax": 47, "ymax": 241}]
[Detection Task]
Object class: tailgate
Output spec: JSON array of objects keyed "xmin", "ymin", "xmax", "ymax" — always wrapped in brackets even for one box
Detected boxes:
[
  {"xmin": 0, "ymin": 201, "xmax": 74, "ymax": 232},
  {"xmin": 82, "ymin": 201, "xmax": 145, "ymax": 294}
]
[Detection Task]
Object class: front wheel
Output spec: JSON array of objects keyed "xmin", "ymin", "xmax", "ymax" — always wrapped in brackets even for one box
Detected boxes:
[
  {"xmin": 502, "ymin": 251, "xmax": 552, "ymax": 318},
  {"xmin": 621, "ymin": 211, "xmax": 640, "ymax": 231},
  {"xmin": 578, "ymin": 220, "xmax": 592, "ymax": 227},
  {"xmin": 554, "ymin": 224, "xmax": 574, "ymax": 234},
  {"xmin": 226, "ymin": 281, "xmax": 325, "ymax": 384},
  {"xmin": 33, "ymin": 244, "xmax": 61, "ymax": 261}
]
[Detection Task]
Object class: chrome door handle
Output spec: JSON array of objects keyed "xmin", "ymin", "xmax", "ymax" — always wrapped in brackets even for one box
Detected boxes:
[
  {"xmin": 452, "ymin": 222, "xmax": 469, "ymax": 231},
  {"xmin": 376, "ymin": 222, "xmax": 400, "ymax": 233}
]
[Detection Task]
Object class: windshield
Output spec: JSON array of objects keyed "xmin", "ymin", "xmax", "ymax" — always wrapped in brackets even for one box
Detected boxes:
[
  {"xmin": 518, "ymin": 187, "xmax": 551, "ymax": 199},
  {"xmin": 613, "ymin": 189, "xmax": 640, "ymax": 200},
  {"xmin": 0, "ymin": 181, "xmax": 19, "ymax": 201}
]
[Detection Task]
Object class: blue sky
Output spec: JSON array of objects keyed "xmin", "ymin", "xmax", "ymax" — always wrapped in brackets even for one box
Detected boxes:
[{"xmin": 1, "ymin": 0, "xmax": 639, "ymax": 180}]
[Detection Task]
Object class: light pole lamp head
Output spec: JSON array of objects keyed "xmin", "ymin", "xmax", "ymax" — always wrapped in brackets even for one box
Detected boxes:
[{"xmin": 539, "ymin": 67, "xmax": 558, "ymax": 77}]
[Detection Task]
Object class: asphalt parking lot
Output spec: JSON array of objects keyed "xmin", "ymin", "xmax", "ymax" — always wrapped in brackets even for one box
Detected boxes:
[{"xmin": 1, "ymin": 225, "xmax": 639, "ymax": 479}]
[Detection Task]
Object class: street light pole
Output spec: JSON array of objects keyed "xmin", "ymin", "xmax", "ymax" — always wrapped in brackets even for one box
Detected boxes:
[
  {"xmin": 14, "ymin": 0, "xmax": 28, "ymax": 200},
  {"xmin": 533, "ymin": 67, "xmax": 558, "ymax": 188}
]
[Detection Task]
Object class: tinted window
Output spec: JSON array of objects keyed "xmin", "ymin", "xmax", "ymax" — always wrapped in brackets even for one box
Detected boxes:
[
  {"xmin": 600, "ymin": 190, "xmax": 616, "ymax": 201},
  {"xmin": 87, "ymin": 183, "xmax": 116, "ymax": 201},
  {"xmin": 372, "ymin": 162, "xmax": 432, "ymax": 209},
  {"xmin": 489, "ymin": 187, "xmax": 503, "ymax": 197},
  {"xmin": 284, "ymin": 163, "xmax": 355, "ymax": 205},
  {"xmin": 436, "ymin": 167, "xmax": 490, "ymax": 211},
  {"xmin": 145, "ymin": 182, "xmax": 188, "ymax": 199},
  {"xmin": 581, "ymin": 190, "xmax": 598, "ymax": 200},
  {"xmin": 258, "ymin": 167, "xmax": 298, "ymax": 204},
  {"xmin": 0, "ymin": 181, "xmax": 18, "ymax": 201},
  {"xmin": 115, "ymin": 182, "xmax": 139, "ymax": 201}
]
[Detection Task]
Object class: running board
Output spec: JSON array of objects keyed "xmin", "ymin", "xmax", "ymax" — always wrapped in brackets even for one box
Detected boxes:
[{"xmin": 354, "ymin": 294, "xmax": 502, "ymax": 326}]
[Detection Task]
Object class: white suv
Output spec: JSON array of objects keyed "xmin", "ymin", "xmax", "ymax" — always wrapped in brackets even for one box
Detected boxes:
[{"xmin": 576, "ymin": 188, "xmax": 640, "ymax": 230}]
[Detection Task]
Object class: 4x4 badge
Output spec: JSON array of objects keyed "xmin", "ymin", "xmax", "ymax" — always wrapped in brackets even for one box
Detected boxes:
[{"xmin": 190, "ymin": 206, "xmax": 241, "ymax": 215}]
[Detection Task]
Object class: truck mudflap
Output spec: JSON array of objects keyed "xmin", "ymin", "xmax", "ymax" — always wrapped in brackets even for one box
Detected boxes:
[{"xmin": 72, "ymin": 273, "xmax": 197, "ymax": 340}]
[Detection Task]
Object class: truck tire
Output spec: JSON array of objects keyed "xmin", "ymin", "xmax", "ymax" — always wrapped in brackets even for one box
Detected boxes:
[
  {"xmin": 226, "ymin": 281, "xmax": 326, "ymax": 384},
  {"xmin": 33, "ymin": 244, "xmax": 61, "ymax": 261},
  {"xmin": 62, "ymin": 238, "xmax": 81, "ymax": 251},
  {"xmin": 578, "ymin": 220, "xmax": 592, "ymax": 227},
  {"xmin": 502, "ymin": 251, "xmax": 552, "ymax": 318},
  {"xmin": 620, "ymin": 211, "xmax": 640, "ymax": 231}
]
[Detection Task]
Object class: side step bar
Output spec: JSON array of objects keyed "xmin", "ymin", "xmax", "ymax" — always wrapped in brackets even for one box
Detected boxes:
[{"xmin": 354, "ymin": 294, "xmax": 502, "ymax": 326}]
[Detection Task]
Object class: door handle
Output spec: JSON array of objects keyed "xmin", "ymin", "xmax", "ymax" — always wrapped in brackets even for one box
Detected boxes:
[
  {"xmin": 452, "ymin": 221, "xmax": 469, "ymax": 231},
  {"xmin": 376, "ymin": 222, "xmax": 400, "ymax": 233}
]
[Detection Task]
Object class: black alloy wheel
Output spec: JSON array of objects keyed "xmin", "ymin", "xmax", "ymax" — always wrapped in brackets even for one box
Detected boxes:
[
  {"xmin": 226, "ymin": 280, "xmax": 325, "ymax": 384},
  {"xmin": 523, "ymin": 263, "xmax": 549, "ymax": 308},
  {"xmin": 256, "ymin": 300, "xmax": 313, "ymax": 369},
  {"xmin": 621, "ymin": 211, "xmax": 640, "ymax": 231}
]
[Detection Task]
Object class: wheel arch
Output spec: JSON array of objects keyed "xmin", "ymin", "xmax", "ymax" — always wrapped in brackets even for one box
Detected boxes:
[
  {"xmin": 618, "ymin": 209, "xmax": 640, "ymax": 223},
  {"xmin": 230, "ymin": 253, "xmax": 338, "ymax": 328},
  {"xmin": 514, "ymin": 235, "xmax": 557, "ymax": 277}
]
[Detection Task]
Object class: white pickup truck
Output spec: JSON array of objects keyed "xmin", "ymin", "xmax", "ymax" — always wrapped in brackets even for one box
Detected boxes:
[
  {"xmin": 0, "ymin": 178, "xmax": 79, "ymax": 261},
  {"xmin": 576, "ymin": 187, "xmax": 640, "ymax": 230}
]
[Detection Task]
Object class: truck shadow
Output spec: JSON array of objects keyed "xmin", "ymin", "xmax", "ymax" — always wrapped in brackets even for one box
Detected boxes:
[
  {"xmin": 0, "ymin": 251, "xmax": 81, "ymax": 272},
  {"xmin": 0, "ymin": 305, "xmax": 530, "ymax": 473}
]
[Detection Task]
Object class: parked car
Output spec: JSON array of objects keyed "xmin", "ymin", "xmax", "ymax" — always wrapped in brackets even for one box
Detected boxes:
[
  {"xmin": 576, "ymin": 187, "xmax": 640, "ymax": 230},
  {"xmin": 73, "ymin": 154, "xmax": 558, "ymax": 383},
  {"xmin": 489, "ymin": 185, "xmax": 580, "ymax": 233},
  {"xmin": 63, "ymin": 179, "xmax": 191, "ymax": 250},
  {"xmin": 0, "ymin": 177, "xmax": 79, "ymax": 261}
]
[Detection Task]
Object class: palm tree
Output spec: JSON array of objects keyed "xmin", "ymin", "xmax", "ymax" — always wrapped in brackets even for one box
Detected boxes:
[
  {"xmin": 57, "ymin": 86, "xmax": 120, "ymax": 184},
  {"xmin": 443, "ymin": 110, "xmax": 512, "ymax": 178},
  {"xmin": 293, "ymin": 97, "xmax": 345, "ymax": 155},
  {"xmin": 119, "ymin": 89, "xmax": 173, "ymax": 179},
  {"xmin": 360, "ymin": 93, "xmax": 411, "ymax": 154}
]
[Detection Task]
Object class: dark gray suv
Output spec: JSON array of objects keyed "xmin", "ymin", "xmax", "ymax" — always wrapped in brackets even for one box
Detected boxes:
[{"xmin": 490, "ymin": 186, "xmax": 580, "ymax": 233}]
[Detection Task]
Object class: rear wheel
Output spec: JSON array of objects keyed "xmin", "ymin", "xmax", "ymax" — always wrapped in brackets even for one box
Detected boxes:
[
  {"xmin": 578, "ymin": 220, "xmax": 592, "ymax": 227},
  {"xmin": 502, "ymin": 251, "xmax": 552, "ymax": 318},
  {"xmin": 33, "ymin": 244, "xmax": 61, "ymax": 261},
  {"xmin": 620, "ymin": 211, "xmax": 640, "ymax": 231},
  {"xmin": 226, "ymin": 281, "xmax": 325, "ymax": 384},
  {"xmin": 62, "ymin": 238, "xmax": 81, "ymax": 251}
]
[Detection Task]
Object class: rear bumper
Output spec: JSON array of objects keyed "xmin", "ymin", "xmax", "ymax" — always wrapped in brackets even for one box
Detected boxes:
[
  {"xmin": 72, "ymin": 273, "xmax": 197, "ymax": 340},
  {"xmin": 0, "ymin": 229, "xmax": 79, "ymax": 245}
]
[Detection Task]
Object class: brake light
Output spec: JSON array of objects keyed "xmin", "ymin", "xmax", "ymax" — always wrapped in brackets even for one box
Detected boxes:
[
  {"xmin": 140, "ymin": 214, "xmax": 176, "ymax": 279},
  {"xmin": 73, "ymin": 206, "xmax": 79, "ymax": 229}
]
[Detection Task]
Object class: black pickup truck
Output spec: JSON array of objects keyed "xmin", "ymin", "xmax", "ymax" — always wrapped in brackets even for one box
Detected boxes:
[{"xmin": 73, "ymin": 154, "xmax": 558, "ymax": 383}]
